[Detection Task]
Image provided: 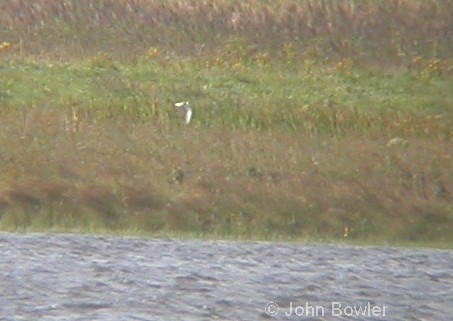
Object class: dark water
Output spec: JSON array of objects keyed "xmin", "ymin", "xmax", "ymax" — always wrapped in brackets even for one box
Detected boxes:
[{"xmin": 0, "ymin": 233, "xmax": 451, "ymax": 321}]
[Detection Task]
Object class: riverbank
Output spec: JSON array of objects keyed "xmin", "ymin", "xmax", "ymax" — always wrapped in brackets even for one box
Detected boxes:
[{"xmin": 0, "ymin": 0, "xmax": 452, "ymax": 247}]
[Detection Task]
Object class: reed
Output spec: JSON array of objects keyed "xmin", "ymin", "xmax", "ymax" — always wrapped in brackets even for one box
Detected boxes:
[{"xmin": 1, "ymin": 0, "xmax": 452, "ymax": 64}]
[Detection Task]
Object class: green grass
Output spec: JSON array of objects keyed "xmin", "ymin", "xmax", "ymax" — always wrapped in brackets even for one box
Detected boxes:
[
  {"xmin": 2, "ymin": 57, "xmax": 451, "ymax": 135},
  {"xmin": 0, "ymin": 0, "xmax": 452, "ymax": 248}
]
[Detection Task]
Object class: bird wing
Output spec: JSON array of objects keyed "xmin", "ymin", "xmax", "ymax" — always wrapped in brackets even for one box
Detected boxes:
[{"xmin": 185, "ymin": 107, "xmax": 192, "ymax": 125}]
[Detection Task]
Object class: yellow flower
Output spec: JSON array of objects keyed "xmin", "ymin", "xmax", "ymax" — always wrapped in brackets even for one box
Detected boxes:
[
  {"xmin": 336, "ymin": 58, "xmax": 354, "ymax": 72},
  {"xmin": 231, "ymin": 62, "xmax": 244, "ymax": 71},
  {"xmin": 146, "ymin": 47, "xmax": 160, "ymax": 60},
  {"xmin": 0, "ymin": 42, "xmax": 11, "ymax": 51}
]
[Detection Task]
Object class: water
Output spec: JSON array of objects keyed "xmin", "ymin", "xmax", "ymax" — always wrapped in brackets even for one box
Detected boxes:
[{"xmin": 0, "ymin": 233, "xmax": 452, "ymax": 321}]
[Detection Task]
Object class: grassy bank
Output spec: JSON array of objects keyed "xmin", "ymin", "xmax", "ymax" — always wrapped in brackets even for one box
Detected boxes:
[{"xmin": 0, "ymin": 0, "xmax": 452, "ymax": 247}]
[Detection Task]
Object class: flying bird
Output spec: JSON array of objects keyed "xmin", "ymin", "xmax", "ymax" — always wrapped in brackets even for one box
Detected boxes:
[{"xmin": 174, "ymin": 101, "xmax": 192, "ymax": 125}]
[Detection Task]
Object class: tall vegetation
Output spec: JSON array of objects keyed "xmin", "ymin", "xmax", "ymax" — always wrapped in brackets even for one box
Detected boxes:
[{"xmin": 0, "ymin": 0, "xmax": 452, "ymax": 246}]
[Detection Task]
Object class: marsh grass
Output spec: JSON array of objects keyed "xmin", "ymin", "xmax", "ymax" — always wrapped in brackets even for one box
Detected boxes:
[
  {"xmin": 1, "ymin": 0, "xmax": 452, "ymax": 64},
  {"xmin": 0, "ymin": 0, "xmax": 452, "ymax": 247}
]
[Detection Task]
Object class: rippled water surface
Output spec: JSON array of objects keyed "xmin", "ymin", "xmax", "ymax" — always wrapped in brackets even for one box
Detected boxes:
[{"xmin": 0, "ymin": 233, "xmax": 452, "ymax": 321}]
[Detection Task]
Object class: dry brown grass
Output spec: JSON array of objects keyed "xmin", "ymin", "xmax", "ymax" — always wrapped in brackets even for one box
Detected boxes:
[
  {"xmin": 1, "ymin": 0, "xmax": 452, "ymax": 65},
  {"xmin": 0, "ymin": 107, "xmax": 451, "ymax": 243}
]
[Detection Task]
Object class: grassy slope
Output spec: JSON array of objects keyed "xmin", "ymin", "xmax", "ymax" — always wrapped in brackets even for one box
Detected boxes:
[{"xmin": 0, "ymin": 0, "xmax": 452, "ymax": 247}]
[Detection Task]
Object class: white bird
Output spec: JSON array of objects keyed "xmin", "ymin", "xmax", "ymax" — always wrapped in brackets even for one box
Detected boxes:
[{"xmin": 174, "ymin": 101, "xmax": 192, "ymax": 126}]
